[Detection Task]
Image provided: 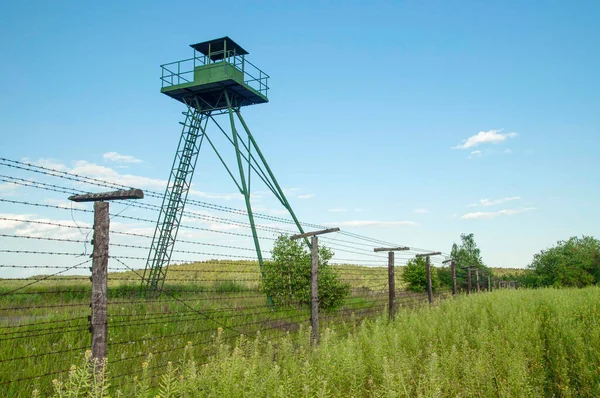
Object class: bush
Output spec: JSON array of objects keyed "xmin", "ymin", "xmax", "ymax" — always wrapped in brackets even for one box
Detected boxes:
[
  {"xmin": 262, "ymin": 235, "xmax": 350, "ymax": 310},
  {"xmin": 401, "ymin": 257, "xmax": 439, "ymax": 293},
  {"xmin": 528, "ymin": 236, "xmax": 600, "ymax": 287}
]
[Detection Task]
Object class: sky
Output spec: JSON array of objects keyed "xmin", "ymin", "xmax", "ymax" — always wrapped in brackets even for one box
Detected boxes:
[{"xmin": 1, "ymin": 0, "xmax": 599, "ymax": 271}]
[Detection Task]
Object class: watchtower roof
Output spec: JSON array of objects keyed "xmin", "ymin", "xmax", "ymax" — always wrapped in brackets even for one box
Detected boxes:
[{"xmin": 190, "ymin": 37, "xmax": 249, "ymax": 61}]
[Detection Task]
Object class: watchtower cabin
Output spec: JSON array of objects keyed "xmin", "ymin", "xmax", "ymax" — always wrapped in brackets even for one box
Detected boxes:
[{"xmin": 160, "ymin": 37, "xmax": 269, "ymax": 111}]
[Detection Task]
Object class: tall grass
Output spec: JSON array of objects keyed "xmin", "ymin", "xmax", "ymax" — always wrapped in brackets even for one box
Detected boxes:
[{"xmin": 48, "ymin": 287, "xmax": 600, "ymax": 397}]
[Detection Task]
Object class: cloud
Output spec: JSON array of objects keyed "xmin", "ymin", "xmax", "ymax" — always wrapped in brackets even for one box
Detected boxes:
[
  {"xmin": 467, "ymin": 150, "xmax": 482, "ymax": 159},
  {"xmin": 103, "ymin": 152, "xmax": 142, "ymax": 164},
  {"xmin": 31, "ymin": 159, "xmax": 168, "ymax": 190},
  {"xmin": 188, "ymin": 189, "xmax": 243, "ymax": 201},
  {"xmin": 0, "ymin": 213, "xmax": 92, "ymax": 239},
  {"xmin": 333, "ymin": 220, "xmax": 419, "ymax": 227},
  {"xmin": 44, "ymin": 199, "xmax": 87, "ymax": 209},
  {"xmin": 480, "ymin": 196, "xmax": 520, "ymax": 207},
  {"xmin": 328, "ymin": 208, "xmax": 348, "ymax": 212},
  {"xmin": 454, "ymin": 129, "xmax": 517, "ymax": 149},
  {"xmin": 413, "ymin": 209, "xmax": 429, "ymax": 214},
  {"xmin": 25, "ymin": 158, "xmax": 69, "ymax": 171},
  {"xmin": 298, "ymin": 194, "xmax": 315, "ymax": 199},
  {"xmin": 460, "ymin": 207, "xmax": 536, "ymax": 220}
]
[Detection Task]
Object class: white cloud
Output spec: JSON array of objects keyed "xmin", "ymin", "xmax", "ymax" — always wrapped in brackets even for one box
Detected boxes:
[
  {"xmin": 413, "ymin": 209, "xmax": 429, "ymax": 214},
  {"xmin": 67, "ymin": 160, "xmax": 166, "ymax": 189},
  {"xmin": 298, "ymin": 194, "xmax": 315, "ymax": 199},
  {"xmin": 188, "ymin": 189, "xmax": 243, "ymax": 201},
  {"xmin": 0, "ymin": 213, "xmax": 92, "ymax": 239},
  {"xmin": 328, "ymin": 208, "xmax": 348, "ymax": 212},
  {"xmin": 333, "ymin": 220, "xmax": 419, "ymax": 227},
  {"xmin": 460, "ymin": 207, "xmax": 536, "ymax": 220},
  {"xmin": 480, "ymin": 196, "xmax": 520, "ymax": 207},
  {"xmin": 103, "ymin": 152, "xmax": 142, "ymax": 164},
  {"xmin": 26, "ymin": 158, "xmax": 69, "ymax": 171},
  {"xmin": 467, "ymin": 150, "xmax": 482, "ymax": 159},
  {"xmin": 44, "ymin": 199, "xmax": 87, "ymax": 209},
  {"xmin": 454, "ymin": 129, "xmax": 517, "ymax": 149}
]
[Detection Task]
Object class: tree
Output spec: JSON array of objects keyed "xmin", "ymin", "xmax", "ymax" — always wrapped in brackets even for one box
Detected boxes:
[
  {"xmin": 262, "ymin": 235, "xmax": 350, "ymax": 310},
  {"xmin": 448, "ymin": 233, "xmax": 491, "ymax": 290},
  {"xmin": 528, "ymin": 236, "xmax": 600, "ymax": 287},
  {"xmin": 402, "ymin": 257, "xmax": 439, "ymax": 293}
]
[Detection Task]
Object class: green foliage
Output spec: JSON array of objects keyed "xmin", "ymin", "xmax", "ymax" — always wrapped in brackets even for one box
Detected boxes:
[
  {"xmin": 57, "ymin": 287, "xmax": 600, "ymax": 397},
  {"xmin": 262, "ymin": 235, "xmax": 350, "ymax": 310},
  {"xmin": 44, "ymin": 351, "xmax": 110, "ymax": 398},
  {"xmin": 401, "ymin": 257, "xmax": 439, "ymax": 293},
  {"xmin": 449, "ymin": 233, "xmax": 492, "ymax": 290},
  {"xmin": 528, "ymin": 235, "xmax": 600, "ymax": 287}
]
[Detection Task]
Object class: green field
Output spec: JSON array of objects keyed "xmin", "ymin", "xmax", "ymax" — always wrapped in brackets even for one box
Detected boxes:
[
  {"xmin": 48, "ymin": 286, "xmax": 600, "ymax": 397},
  {"xmin": 0, "ymin": 261, "xmax": 429, "ymax": 397}
]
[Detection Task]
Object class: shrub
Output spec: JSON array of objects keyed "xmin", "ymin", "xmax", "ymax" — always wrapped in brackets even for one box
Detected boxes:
[
  {"xmin": 401, "ymin": 257, "xmax": 439, "ymax": 293},
  {"xmin": 528, "ymin": 236, "xmax": 600, "ymax": 287},
  {"xmin": 262, "ymin": 235, "xmax": 350, "ymax": 310}
]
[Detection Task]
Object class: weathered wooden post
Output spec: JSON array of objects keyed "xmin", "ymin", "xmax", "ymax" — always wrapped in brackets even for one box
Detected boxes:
[
  {"xmin": 69, "ymin": 189, "xmax": 144, "ymax": 364},
  {"xmin": 488, "ymin": 276, "xmax": 492, "ymax": 292},
  {"xmin": 475, "ymin": 268, "xmax": 480, "ymax": 293},
  {"xmin": 90, "ymin": 202, "xmax": 109, "ymax": 360},
  {"xmin": 374, "ymin": 246, "xmax": 409, "ymax": 319},
  {"xmin": 291, "ymin": 227, "xmax": 340, "ymax": 345},
  {"xmin": 442, "ymin": 258, "xmax": 457, "ymax": 296},
  {"xmin": 416, "ymin": 252, "xmax": 441, "ymax": 304},
  {"xmin": 467, "ymin": 268, "xmax": 472, "ymax": 295}
]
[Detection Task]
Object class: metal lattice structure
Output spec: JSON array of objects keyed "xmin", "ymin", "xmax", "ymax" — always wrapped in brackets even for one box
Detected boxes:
[{"xmin": 142, "ymin": 37, "xmax": 306, "ymax": 295}]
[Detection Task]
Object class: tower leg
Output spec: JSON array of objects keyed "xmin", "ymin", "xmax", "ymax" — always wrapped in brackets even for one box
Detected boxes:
[{"xmin": 142, "ymin": 104, "xmax": 208, "ymax": 295}]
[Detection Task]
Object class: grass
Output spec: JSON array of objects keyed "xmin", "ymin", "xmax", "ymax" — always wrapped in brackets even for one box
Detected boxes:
[
  {"xmin": 1, "ymin": 261, "xmax": 416, "ymax": 397},
  {"xmin": 48, "ymin": 286, "xmax": 600, "ymax": 397}
]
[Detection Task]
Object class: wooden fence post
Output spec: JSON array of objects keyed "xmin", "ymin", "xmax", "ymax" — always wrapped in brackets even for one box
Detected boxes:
[
  {"xmin": 426, "ymin": 256, "xmax": 433, "ymax": 304},
  {"xmin": 475, "ymin": 269, "xmax": 480, "ymax": 293},
  {"xmin": 451, "ymin": 260, "xmax": 457, "ymax": 296},
  {"xmin": 488, "ymin": 276, "xmax": 491, "ymax": 292},
  {"xmin": 416, "ymin": 252, "xmax": 441, "ymax": 304},
  {"xmin": 467, "ymin": 268, "xmax": 472, "ymax": 295},
  {"xmin": 375, "ymin": 246, "xmax": 409, "ymax": 319},
  {"xmin": 91, "ymin": 201, "xmax": 109, "ymax": 362},
  {"xmin": 310, "ymin": 235, "xmax": 319, "ymax": 345},
  {"xmin": 68, "ymin": 187, "xmax": 144, "ymax": 368},
  {"xmin": 290, "ymin": 227, "xmax": 340, "ymax": 346},
  {"xmin": 388, "ymin": 251, "xmax": 395, "ymax": 319}
]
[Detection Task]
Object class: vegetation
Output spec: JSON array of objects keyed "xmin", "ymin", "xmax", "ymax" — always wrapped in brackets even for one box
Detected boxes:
[
  {"xmin": 262, "ymin": 235, "xmax": 350, "ymax": 310},
  {"xmin": 401, "ymin": 257, "xmax": 439, "ymax": 293},
  {"xmin": 48, "ymin": 287, "xmax": 600, "ymax": 397},
  {"xmin": 0, "ymin": 260, "xmax": 390, "ymax": 397},
  {"xmin": 526, "ymin": 236, "xmax": 600, "ymax": 287},
  {"xmin": 437, "ymin": 233, "xmax": 493, "ymax": 290}
]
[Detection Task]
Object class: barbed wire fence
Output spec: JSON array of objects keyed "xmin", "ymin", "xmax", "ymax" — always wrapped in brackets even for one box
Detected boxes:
[{"xmin": 0, "ymin": 157, "xmax": 486, "ymax": 396}]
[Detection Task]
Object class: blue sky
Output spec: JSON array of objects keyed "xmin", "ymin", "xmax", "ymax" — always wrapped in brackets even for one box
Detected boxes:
[{"xmin": 1, "ymin": 0, "xmax": 599, "ymax": 271}]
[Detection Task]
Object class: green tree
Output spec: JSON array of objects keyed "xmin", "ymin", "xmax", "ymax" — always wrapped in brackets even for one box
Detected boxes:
[
  {"xmin": 528, "ymin": 236, "xmax": 600, "ymax": 287},
  {"xmin": 262, "ymin": 235, "xmax": 350, "ymax": 310},
  {"xmin": 401, "ymin": 257, "xmax": 439, "ymax": 293},
  {"xmin": 448, "ymin": 233, "xmax": 492, "ymax": 290}
]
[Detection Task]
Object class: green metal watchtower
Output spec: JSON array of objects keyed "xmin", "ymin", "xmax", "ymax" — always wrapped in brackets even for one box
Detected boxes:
[{"xmin": 143, "ymin": 37, "xmax": 306, "ymax": 295}]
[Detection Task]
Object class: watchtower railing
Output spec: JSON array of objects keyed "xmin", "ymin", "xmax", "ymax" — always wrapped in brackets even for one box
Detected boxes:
[{"xmin": 160, "ymin": 49, "xmax": 269, "ymax": 98}]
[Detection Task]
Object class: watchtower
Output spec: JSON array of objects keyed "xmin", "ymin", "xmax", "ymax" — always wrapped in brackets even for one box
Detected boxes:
[{"xmin": 143, "ymin": 37, "xmax": 306, "ymax": 295}]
